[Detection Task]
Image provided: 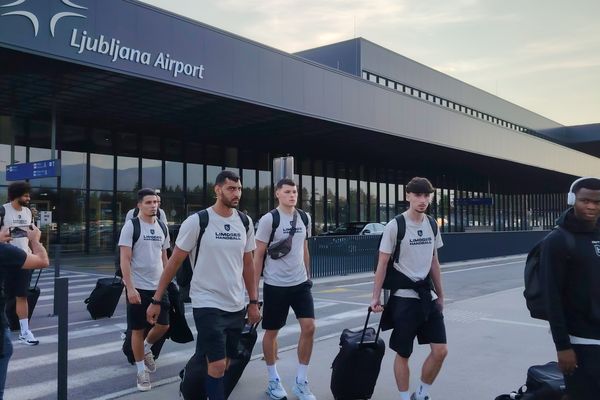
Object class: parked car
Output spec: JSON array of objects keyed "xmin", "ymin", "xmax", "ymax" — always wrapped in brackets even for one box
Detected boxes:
[{"xmin": 321, "ymin": 221, "xmax": 386, "ymax": 236}]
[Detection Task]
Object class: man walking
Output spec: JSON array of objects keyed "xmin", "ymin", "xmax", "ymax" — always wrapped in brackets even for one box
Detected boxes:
[
  {"xmin": 542, "ymin": 177, "xmax": 600, "ymax": 399},
  {"xmin": 371, "ymin": 177, "xmax": 447, "ymax": 400},
  {"xmin": 254, "ymin": 178, "xmax": 316, "ymax": 400},
  {"xmin": 125, "ymin": 190, "xmax": 168, "ymax": 225},
  {"xmin": 119, "ymin": 188, "xmax": 170, "ymax": 391},
  {"xmin": 0, "ymin": 224, "xmax": 49, "ymax": 398},
  {"xmin": 1, "ymin": 182, "xmax": 39, "ymax": 345},
  {"xmin": 147, "ymin": 170, "xmax": 259, "ymax": 400}
]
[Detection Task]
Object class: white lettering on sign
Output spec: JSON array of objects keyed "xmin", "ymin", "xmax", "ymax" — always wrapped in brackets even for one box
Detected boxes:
[{"xmin": 70, "ymin": 29, "xmax": 204, "ymax": 79}]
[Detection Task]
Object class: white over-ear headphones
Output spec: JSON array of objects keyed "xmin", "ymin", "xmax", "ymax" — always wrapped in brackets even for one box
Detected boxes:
[{"xmin": 567, "ymin": 177, "xmax": 595, "ymax": 206}]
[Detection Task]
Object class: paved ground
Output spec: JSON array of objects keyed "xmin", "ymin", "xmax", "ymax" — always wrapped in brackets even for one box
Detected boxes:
[{"xmin": 4, "ymin": 254, "xmax": 558, "ymax": 400}]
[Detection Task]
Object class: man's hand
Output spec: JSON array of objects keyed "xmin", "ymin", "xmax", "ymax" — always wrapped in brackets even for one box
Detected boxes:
[
  {"xmin": 247, "ymin": 303, "xmax": 261, "ymax": 325},
  {"xmin": 0, "ymin": 229, "xmax": 10, "ymax": 243},
  {"xmin": 26, "ymin": 224, "xmax": 42, "ymax": 243},
  {"xmin": 127, "ymin": 287, "xmax": 141, "ymax": 305},
  {"xmin": 435, "ymin": 295, "xmax": 444, "ymax": 312},
  {"xmin": 370, "ymin": 297, "xmax": 383, "ymax": 313},
  {"xmin": 557, "ymin": 349, "xmax": 578, "ymax": 375},
  {"xmin": 146, "ymin": 303, "xmax": 161, "ymax": 324}
]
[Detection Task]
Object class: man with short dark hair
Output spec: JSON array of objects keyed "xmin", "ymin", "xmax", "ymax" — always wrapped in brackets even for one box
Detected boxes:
[
  {"xmin": 147, "ymin": 170, "xmax": 259, "ymax": 400},
  {"xmin": 125, "ymin": 190, "xmax": 168, "ymax": 224},
  {"xmin": 371, "ymin": 177, "xmax": 446, "ymax": 400},
  {"xmin": 542, "ymin": 177, "xmax": 600, "ymax": 400},
  {"xmin": 254, "ymin": 178, "xmax": 315, "ymax": 400},
  {"xmin": 119, "ymin": 188, "xmax": 170, "ymax": 392},
  {"xmin": 1, "ymin": 181, "xmax": 40, "ymax": 345},
  {"xmin": 0, "ymin": 224, "xmax": 49, "ymax": 398}
]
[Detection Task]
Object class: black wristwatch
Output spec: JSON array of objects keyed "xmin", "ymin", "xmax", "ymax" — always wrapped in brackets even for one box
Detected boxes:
[
  {"xmin": 248, "ymin": 299, "xmax": 259, "ymax": 305},
  {"xmin": 151, "ymin": 297, "xmax": 163, "ymax": 306}
]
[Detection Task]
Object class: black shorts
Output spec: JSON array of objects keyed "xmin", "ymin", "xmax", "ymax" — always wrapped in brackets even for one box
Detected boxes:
[
  {"xmin": 193, "ymin": 307, "xmax": 245, "ymax": 363},
  {"xmin": 126, "ymin": 288, "xmax": 170, "ymax": 331},
  {"xmin": 387, "ymin": 296, "xmax": 446, "ymax": 358},
  {"xmin": 565, "ymin": 344, "xmax": 600, "ymax": 400},
  {"xmin": 262, "ymin": 280, "xmax": 315, "ymax": 330},
  {"xmin": 4, "ymin": 268, "xmax": 33, "ymax": 298}
]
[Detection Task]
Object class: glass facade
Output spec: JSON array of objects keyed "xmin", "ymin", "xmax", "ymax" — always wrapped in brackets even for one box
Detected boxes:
[{"xmin": 0, "ymin": 115, "xmax": 568, "ymax": 255}]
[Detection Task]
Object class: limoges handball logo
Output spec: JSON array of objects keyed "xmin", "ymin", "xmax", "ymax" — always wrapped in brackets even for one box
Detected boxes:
[{"xmin": 1, "ymin": 0, "xmax": 87, "ymax": 37}]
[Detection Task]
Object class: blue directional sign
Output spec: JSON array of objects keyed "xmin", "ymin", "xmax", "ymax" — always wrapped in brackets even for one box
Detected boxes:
[{"xmin": 6, "ymin": 159, "xmax": 61, "ymax": 181}]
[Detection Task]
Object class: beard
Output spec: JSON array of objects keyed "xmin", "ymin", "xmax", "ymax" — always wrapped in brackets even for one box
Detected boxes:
[
  {"xmin": 18, "ymin": 199, "xmax": 29, "ymax": 207},
  {"xmin": 222, "ymin": 198, "xmax": 239, "ymax": 209}
]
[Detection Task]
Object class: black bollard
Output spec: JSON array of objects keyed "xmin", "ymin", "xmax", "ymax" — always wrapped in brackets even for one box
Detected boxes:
[
  {"xmin": 56, "ymin": 277, "xmax": 68, "ymax": 400},
  {"xmin": 52, "ymin": 244, "xmax": 62, "ymax": 317}
]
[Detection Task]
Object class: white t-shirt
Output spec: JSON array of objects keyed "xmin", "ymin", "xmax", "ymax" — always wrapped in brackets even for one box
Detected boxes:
[
  {"xmin": 255, "ymin": 208, "xmax": 312, "ymax": 287},
  {"xmin": 379, "ymin": 211, "xmax": 443, "ymax": 299},
  {"xmin": 176, "ymin": 207, "xmax": 256, "ymax": 312},
  {"xmin": 118, "ymin": 218, "xmax": 170, "ymax": 290},
  {"xmin": 2, "ymin": 203, "xmax": 33, "ymax": 254},
  {"xmin": 125, "ymin": 208, "xmax": 168, "ymax": 225}
]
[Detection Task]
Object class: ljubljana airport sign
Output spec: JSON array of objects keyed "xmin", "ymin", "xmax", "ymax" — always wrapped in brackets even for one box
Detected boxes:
[
  {"xmin": 70, "ymin": 28, "xmax": 205, "ymax": 79},
  {"xmin": 0, "ymin": 0, "xmax": 208, "ymax": 83}
]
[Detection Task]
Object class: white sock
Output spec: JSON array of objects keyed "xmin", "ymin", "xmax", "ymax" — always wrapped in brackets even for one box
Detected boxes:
[
  {"xmin": 296, "ymin": 363, "xmax": 308, "ymax": 384},
  {"xmin": 417, "ymin": 380, "xmax": 431, "ymax": 398},
  {"xmin": 143, "ymin": 340, "xmax": 152, "ymax": 354},
  {"xmin": 267, "ymin": 364, "xmax": 280, "ymax": 381},
  {"xmin": 399, "ymin": 391, "xmax": 410, "ymax": 400},
  {"xmin": 19, "ymin": 319, "xmax": 29, "ymax": 335},
  {"xmin": 136, "ymin": 361, "xmax": 145, "ymax": 374}
]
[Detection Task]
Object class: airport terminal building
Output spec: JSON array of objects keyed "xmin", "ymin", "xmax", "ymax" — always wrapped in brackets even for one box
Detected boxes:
[{"xmin": 1, "ymin": 0, "xmax": 598, "ymax": 254}]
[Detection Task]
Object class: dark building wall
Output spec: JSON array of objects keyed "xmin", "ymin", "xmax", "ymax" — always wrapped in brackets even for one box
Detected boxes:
[{"xmin": 294, "ymin": 38, "xmax": 361, "ymax": 77}]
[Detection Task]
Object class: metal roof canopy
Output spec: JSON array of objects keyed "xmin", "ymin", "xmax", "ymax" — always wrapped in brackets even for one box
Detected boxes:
[{"xmin": 0, "ymin": 47, "xmax": 575, "ymax": 193}]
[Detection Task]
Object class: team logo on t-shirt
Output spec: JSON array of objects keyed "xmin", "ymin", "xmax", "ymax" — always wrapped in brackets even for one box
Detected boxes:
[
  {"xmin": 224, "ymin": 224, "xmax": 230, "ymax": 231},
  {"xmin": 594, "ymin": 243, "xmax": 600, "ymax": 257},
  {"xmin": 150, "ymin": 229, "xmax": 155, "ymax": 235},
  {"xmin": 290, "ymin": 221, "xmax": 294, "ymax": 226},
  {"xmin": 417, "ymin": 230, "xmax": 423, "ymax": 237}
]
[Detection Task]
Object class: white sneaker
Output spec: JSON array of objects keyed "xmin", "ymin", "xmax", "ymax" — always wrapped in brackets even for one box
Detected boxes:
[
  {"xmin": 136, "ymin": 370, "xmax": 151, "ymax": 391},
  {"xmin": 292, "ymin": 379, "xmax": 316, "ymax": 400},
  {"xmin": 18, "ymin": 330, "xmax": 39, "ymax": 346},
  {"xmin": 144, "ymin": 351, "xmax": 156, "ymax": 373},
  {"xmin": 266, "ymin": 379, "xmax": 288, "ymax": 400}
]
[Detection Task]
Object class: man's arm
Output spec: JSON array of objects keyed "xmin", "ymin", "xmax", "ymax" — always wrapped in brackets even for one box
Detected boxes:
[
  {"xmin": 430, "ymin": 249, "xmax": 444, "ymax": 310},
  {"xmin": 161, "ymin": 249, "xmax": 168, "ymax": 269},
  {"xmin": 23, "ymin": 225, "xmax": 49, "ymax": 269},
  {"xmin": 147, "ymin": 246, "xmax": 188, "ymax": 324},
  {"xmin": 243, "ymin": 251, "xmax": 260, "ymax": 324},
  {"xmin": 120, "ymin": 246, "xmax": 141, "ymax": 304},
  {"xmin": 253, "ymin": 240, "xmax": 267, "ymax": 298},
  {"xmin": 303, "ymin": 240, "xmax": 311, "ymax": 279},
  {"xmin": 371, "ymin": 251, "xmax": 391, "ymax": 313}
]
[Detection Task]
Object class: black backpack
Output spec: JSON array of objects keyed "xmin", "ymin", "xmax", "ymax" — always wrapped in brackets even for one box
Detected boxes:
[
  {"xmin": 267, "ymin": 208, "xmax": 309, "ymax": 246},
  {"xmin": 115, "ymin": 217, "xmax": 168, "ymax": 277},
  {"xmin": 523, "ymin": 226, "xmax": 574, "ymax": 321},
  {"xmin": 176, "ymin": 209, "xmax": 250, "ymax": 287},
  {"xmin": 375, "ymin": 214, "xmax": 438, "ymax": 291},
  {"xmin": 0, "ymin": 204, "xmax": 5, "ymax": 228}
]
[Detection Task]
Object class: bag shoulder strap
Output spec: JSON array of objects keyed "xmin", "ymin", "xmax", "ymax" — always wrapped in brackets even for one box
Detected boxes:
[
  {"xmin": 156, "ymin": 218, "xmax": 168, "ymax": 238},
  {"xmin": 236, "ymin": 209, "xmax": 250, "ymax": 232},
  {"xmin": 193, "ymin": 209, "xmax": 210, "ymax": 268},
  {"xmin": 555, "ymin": 226, "xmax": 576, "ymax": 255},
  {"xmin": 426, "ymin": 214, "xmax": 439, "ymax": 237},
  {"xmin": 268, "ymin": 209, "xmax": 280, "ymax": 247},
  {"xmin": 296, "ymin": 208, "xmax": 309, "ymax": 238},
  {"xmin": 0, "ymin": 204, "xmax": 5, "ymax": 228},
  {"xmin": 131, "ymin": 218, "xmax": 141, "ymax": 247},
  {"xmin": 391, "ymin": 214, "xmax": 406, "ymax": 263},
  {"xmin": 133, "ymin": 208, "xmax": 139, "ymax": 218}
]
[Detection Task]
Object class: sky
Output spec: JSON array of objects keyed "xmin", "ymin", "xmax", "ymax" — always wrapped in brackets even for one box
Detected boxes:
[{"xmin": 140, "ymin": 0, "xmax": 600, "ymax": 127}]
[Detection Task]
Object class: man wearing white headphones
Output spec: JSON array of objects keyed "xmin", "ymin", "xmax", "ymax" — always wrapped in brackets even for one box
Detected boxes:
[
  {"xmin": 541, "ymin": 177, "xmax": 600, "ymax": 400},
  {"xmin": 371, "ymin": 177, "xmax": 446, "ymax": 400}
]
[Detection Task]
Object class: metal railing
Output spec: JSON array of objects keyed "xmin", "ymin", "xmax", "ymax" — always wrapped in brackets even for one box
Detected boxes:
[{"xmin": 308, "ymin": 235, "xmax": 380, "ymax": 278}]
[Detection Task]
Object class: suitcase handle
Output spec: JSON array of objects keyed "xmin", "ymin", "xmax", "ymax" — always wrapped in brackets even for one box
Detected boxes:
[{"xmin": 360, "ymin": 307, "xmax": 382, "ymax": 345}]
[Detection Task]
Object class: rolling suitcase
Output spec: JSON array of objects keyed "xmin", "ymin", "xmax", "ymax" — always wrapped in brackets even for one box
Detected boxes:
[
  {"xmin": 179, "ymin": 319, "xmax": 259, "ymax": 400},
  {"xmin": 5, "ymin": 269, "xmax": 42, "ymax": 331},
  {"xmin": 331, "ymin": 307, "xmax": 385, "ymax": 400},
  {"xmin": 84, "ymin": 274, "xmax": 124, "ymax": 319}
]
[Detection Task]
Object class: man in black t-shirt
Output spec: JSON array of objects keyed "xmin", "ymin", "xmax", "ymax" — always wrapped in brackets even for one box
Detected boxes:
[{"xmin": 0, "ymin": 226, "xmax": 49, "ymax": 398}]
